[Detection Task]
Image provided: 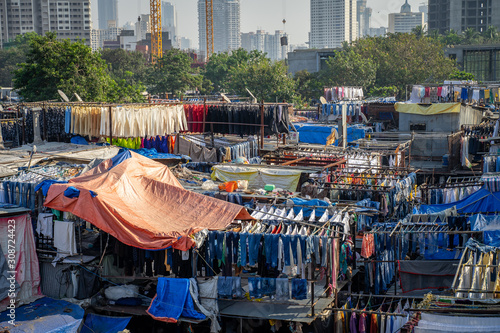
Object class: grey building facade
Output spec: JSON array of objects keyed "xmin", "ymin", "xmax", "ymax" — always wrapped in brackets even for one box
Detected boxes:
[
  {"xmin": 0, "ymin": 0, "xmax": 91, "ymax": 48},
  {"xmin": 428, "ymin": 0, "xmax": 500, "ymax": 34},
  {"xmin": 98, "ymin": 0, "xmax": 118, "ymax": 30}
]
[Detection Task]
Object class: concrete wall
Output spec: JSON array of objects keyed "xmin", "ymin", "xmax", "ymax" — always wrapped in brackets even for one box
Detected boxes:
[
  {"xmin": 399, "ymin": 112, "xmax": 459, "ymax": 133},
  {"xmin": 399, "ymin": 104, "xmax": 483, "ymax": 133},
  {"xmin": 287, "ymin": 48, "xmax": 339, "ymax": 75}
]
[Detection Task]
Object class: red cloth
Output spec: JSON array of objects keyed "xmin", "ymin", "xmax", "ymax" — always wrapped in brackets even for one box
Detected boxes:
[
  {"xmin": 424, "ymin": 87, "xmax": 430, "ymax": 97},
  {"xmin": 361, "ymin": 234, "xmax": 375, "ymax": 258}
]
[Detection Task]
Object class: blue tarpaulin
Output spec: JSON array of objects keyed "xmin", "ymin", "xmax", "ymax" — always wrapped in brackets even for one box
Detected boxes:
[
  {"xmin": 80, "ymin": 314, "xmax": 131, "ymax": 333},
  {"xmin": 0, "ymin": 297, "xmax": 84, "ymax": 333},
  {"xmin": 290, "ymin": 198, "xmax": 331, "ymax": 218},
  {"xmin": 469, "ymin": 214, "xmax": 500, "ymax": 247},
  {"xmin": 130, "ymin": 148, "xmax": 190, "ymax": 161},
  {"xmin": 147, "ymin": 278, "xmax": 205, "ymax": 323},
  {"xmin": 414, "ymin": 188, "xmax": 500, "ymax": 214},
  {"xmin": 35, "ymin": 180, "xmax": 68, "ymax": 196},
  {"xmin": 293, "ymin": 123, "xmax": 369, "ymax": 145}
]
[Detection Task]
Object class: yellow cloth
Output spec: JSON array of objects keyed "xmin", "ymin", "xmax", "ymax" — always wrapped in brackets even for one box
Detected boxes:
[{"xmin": 395, "ymin": 102, "xmax": 461, "ymax": 115}]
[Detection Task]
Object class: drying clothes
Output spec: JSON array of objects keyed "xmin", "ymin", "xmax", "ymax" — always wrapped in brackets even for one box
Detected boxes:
[
  {"xmin": 175, "ymin": 136, "xmax": 217, "ymax": 163},
  {"xmin": 37, "ymin": 213, "xmax": 54, "ymax": 238},
  {"xmin": 291, "ymin": 278, "xmax": 307, "ymax": 300},
  {"xmin": 248, "ymin": 277, "xmax": 262, "ymax": 298},
  {"xmin": 189, "ymin": 278, "xmax": 221, "ymax": 333},
  {"xmin": 147, "ymin": 278, "xmax": 205, "ymax": 323},
  {"xmin": 276, "ymin": 278, "xmax": 290, "ymax": 301},
  {"xmin": 53, "ymin": 221, "xmax": 77, "ymax": 259}
]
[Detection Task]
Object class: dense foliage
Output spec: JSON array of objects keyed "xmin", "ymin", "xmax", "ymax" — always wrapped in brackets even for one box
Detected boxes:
[{"xmin": 4, "ymin": 26, "xmax": 492, "ymax": 104}]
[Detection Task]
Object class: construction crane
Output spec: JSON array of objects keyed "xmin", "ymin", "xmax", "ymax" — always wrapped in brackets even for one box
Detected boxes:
[
  {"xmin": 205, "ymin": 0, "xmax": 214, "ymax": 61},
  {"xmin": 150, "ymin": 0, "xmax": 162, "ymax": 63}
]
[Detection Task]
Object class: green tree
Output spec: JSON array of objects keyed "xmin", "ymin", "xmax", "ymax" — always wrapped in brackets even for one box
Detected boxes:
[
  {"xmin": 294, "ymin": 70, "xmax": 323, "ymax": 104},
  {"xmin": 229, "ymin": 59, "xmax": 296, "ymax": 102},
  {"xmin": 321, "ymin": 48, "xmax": 377, "ymax": 90},
  {"xmin": 441, "ymin": 29, "xmax": 462, "ymax": 45},
  {"xmin": 100, "ymin": 48, "xmax": 150, "ymax": 85},
  {"xmin": 147, "ymin": 48, "xmax": 201, "ymax": 96},
  {"xmin": 463, "ymin": 28, "xmax": 482, "ymax": 44},
  {"xmin": 449, "ymin": 70, "xmax": 475, "ymax": 81},
  {"xmin": 204, "ymin": 49, "xmax": 267, "ymax": 92},
  {"xmin": 412, "ymin": 25, "xmax": 425, "ymax": 39},
  {"xmin": 13, "ymin": 32, "xmax": 112, "ymax": 101},
  {"xmin": 0, "ymin": 32, "xmax": 37, "ymax": 87},
  {"xmin": 482, "ymin": 26, "xmax": 499, "ymax": 43},
  {"xmin": 344, "ymin": 33, "xmax": 456, "ymax": 98}
]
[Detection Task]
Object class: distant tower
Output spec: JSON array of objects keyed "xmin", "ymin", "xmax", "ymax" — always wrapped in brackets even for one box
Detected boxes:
[
  {"xmin": 98, "ymin": 0, "xmax": 118, "ymax": 29},
  {"xmin": 198, "ymin": 0, "xmax": 241, "ymax": 60},
  {"xmin": 310, "ymin": 0, "xmax": 357, "ymax": 48}
]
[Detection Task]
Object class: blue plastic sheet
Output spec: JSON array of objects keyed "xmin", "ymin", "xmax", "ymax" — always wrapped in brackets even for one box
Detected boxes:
[
  {"xmin": 147, "ymin": 278, "xmax": 205, "ymax": 323},
  {"xmin": 484, "ymin": 231, "xmax": 500, "ymax": 247},
  {"xmin": 290, "ymin": 198, "xmax": 330, "ymax": 218},
  {"xmin": 64, "ymin": 186, "xmax": 80, "ymax": 198},
  {"xmin": 109, "ymin": 149, "xmax": 132, "ymax": 169},
  {"xmin": 293, "ymin": 123, "xmax": 369, "ymax": 145},
  {"xmin": 35, "ymin": 180, "xmax": 68, "ymax": 196},
  {"xmin": 0, "ymin": 297, "xmax": 84, "ymax": 333},
  {"xmin": 70, "ymin": 136, "xmax": 89, "ymax": 145},
  {"xmin": 80, "ymin": 314, "xmax": 131, "ymax": 333},
  {"xmin": 414, "ymin": 189, "xmax": 500, "ymax": 214},
  {"xmin": 469, "ymin": 214, "xmax": 500, "ymax": 247},
  {"xmin": 131, "ymin": 148, "xmax": 190, "ymax": 160}
]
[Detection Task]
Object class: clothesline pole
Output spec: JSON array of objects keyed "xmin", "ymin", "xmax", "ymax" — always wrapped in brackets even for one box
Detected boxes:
[
  {"xmin": 108, "ymin": 105, "xmax": 112, "ymax": 146},
  {"xmin": 451, "ymin": 247, "xmax": 467, "ymax": 292},
  {"xmin": 203, "ymin": 97, "xmax": 206, "ymax": 135},
  {"xmin": 260, "ymin": 101, "xmax": 264, "ymax": 150}
]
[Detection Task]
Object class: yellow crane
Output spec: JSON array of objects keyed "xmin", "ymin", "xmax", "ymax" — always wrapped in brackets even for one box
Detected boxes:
[
  {"xmin": 150, "ymin": 0, "xmax": 162, "ymax": 63},
  {"xmin": 205, "ymin": 0, "xmax": 214, "ymax": 60}
]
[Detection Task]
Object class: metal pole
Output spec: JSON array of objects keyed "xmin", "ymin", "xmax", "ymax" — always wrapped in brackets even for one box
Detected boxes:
[
  {"xmin": 203, "ymin": 97, "xmax": 207, "ymax": 133},
  {"xmin": 310, "ymin": 281, "xmax": 315, "ymax": 317},
  {"xmin": 108, "ymin": 105, "xmax": 112, "ymax": 145},
  {"xmin": 260, "ymin": 101, "xmax": 264, "ymax": 150}
]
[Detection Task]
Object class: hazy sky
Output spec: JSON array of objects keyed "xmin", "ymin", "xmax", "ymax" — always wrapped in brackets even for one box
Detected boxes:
[{"xmin": 91, "ymin": 0, "xmax": 426, "ymax": 47}]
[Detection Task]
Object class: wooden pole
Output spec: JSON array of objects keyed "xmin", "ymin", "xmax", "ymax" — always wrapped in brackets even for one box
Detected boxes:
[
  {"xmin": 108, "ymin": 105, "xmax": 112, "ymax": 145},
  {"xmin": 260, "ymin": 101, "xmax": 264, "ymax": 150}
]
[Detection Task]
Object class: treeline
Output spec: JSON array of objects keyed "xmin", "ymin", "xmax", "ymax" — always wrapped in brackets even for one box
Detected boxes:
[{"xmin": 0, "ymin": 29, "xmax": 482, "ymax": 105}]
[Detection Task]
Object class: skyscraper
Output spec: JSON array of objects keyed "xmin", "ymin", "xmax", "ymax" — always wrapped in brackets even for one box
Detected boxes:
[
  {"xmin": 428, "ymin": 0, "xmax": 500, "ymax": 34},
  {"xmin": 241, "ymin": 30, "xmax": 289, "ymax": 61},
  {"xmin": 310, "ymin": 0, "xmax": 357, "ymax": 49},
  {"xmin": 198, "ymin": 0, "xmax": 241, "ymax": 59},
  {"xmin": 162, "ymin": 2, "xmax": 177, "ymax": 43},
  {"xmin": 0, "ymin": 0, "xmax": 91, "ymax": 48},
  {"xmin": 98, "ymin": 0, "xmax": 118, "ymax": 30},
  {"xmin": 357, "ymin": 0, "xmax": 372, "ymax": 37},
  {"xmin": 388, "ymin": 0, "xmax": 424, "ymax": 33}
]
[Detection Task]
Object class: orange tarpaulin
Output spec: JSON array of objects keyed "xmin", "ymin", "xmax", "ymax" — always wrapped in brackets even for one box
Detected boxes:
[{"xmin": 44, "ymin": 152, "xmax": 252, "ymax": 250}]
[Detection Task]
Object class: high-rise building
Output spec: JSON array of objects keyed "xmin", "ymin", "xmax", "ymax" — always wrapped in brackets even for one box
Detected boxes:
[
  {"xmin": 98, "ymin": 0, "xmax": 118, "ymax": 30},
  {"xmin": 310, "ymin": 0, "xmax": 357, "ymax": 49},
  {"xmin": 419, "ymin": 4, "xmax": 428, "ymax": 24},
  {"xmin": 357, "ymin": 0, "xmax": 372, "ymax": 37},
  {"xmin": 135, "ymin": 14, "xmax": 150, "ymax": 42},
  {"xmin": 0, "ymin": 0, "xmax": 91, "ymax": 48},
  {"xmin": 198, "ymin": 0, "xmax": 240, "ymax": 59},
  {"xmin": 388, "ymin": 0, "xmax": 424, "ymax": 33},
  {"xmin": 241, "ymin": 30, "xmax": 289, "ymax": 61},
  {"xmin": 162, "ymin": 2, "xmax": 177, "ymax": 45},
  {"xmin": 428, "ymin": 0, "xmax": 500, "ymax": 34},
  {"xmin": 369, "ymin": 27, "xmax": 387, "ymax": 37},
  {"xmin": 91, "ymin": 21, "xmax": 122, "ymax": 51},
  {"xmin": 179, "ymin": 37, "xmax": 192, "ymax": 50}
]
